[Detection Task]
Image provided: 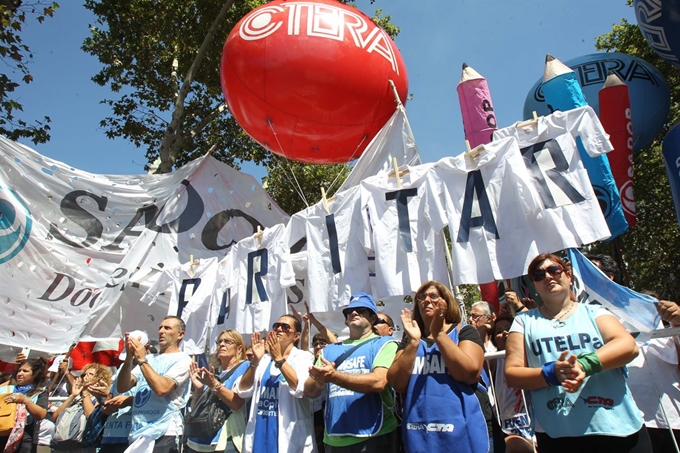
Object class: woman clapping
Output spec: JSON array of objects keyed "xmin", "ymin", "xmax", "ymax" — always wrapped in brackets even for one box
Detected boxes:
[{"xmin": 236, "ymin": 315, "xmax": 316, "ymax": 453}]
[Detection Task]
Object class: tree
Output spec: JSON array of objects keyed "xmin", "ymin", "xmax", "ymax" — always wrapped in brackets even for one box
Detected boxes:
[
  {"xmin": 82, "ymin": 0, "xmax": 269, "ymax": 173},
  {"xmin": 263, "ymin": 159, "xmax": 351, "ymax": 215},
  {"xmin": 82, "ymin": 0, "xmax": 399, "ymax": 213},
  {"xmin": 0, "ymin": 1, "xmax": 57, "ymax": 144},
  {"xmin": 591, "ymin": 6, "xmax": 680, "ymax": 301}
]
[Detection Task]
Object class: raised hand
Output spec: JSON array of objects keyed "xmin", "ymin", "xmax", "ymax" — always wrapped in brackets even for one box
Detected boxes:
[
  {"xmin": 87, "ymin": 379, "xmax": 110, "ymax": 399},
  {"xmin": 289, "ymin": 303, "xmax": 303, "ymax": 323},
  {"xmin": 429, "ymin": 299, "xmax": 448, "ymax": 337},
  {"xmin": 400, "ymin": 308, "xmax": 421, "ymax": 343},
  {"xmin": 266, "ymin": 332, "xmax": 283, "ymax": 361},
  {"xmin": 304, "ymin": 301, "xmax": 317, "ymax": 323},
  {"xmin": 251, "ymin": 332, "xmax": 266, "ymax": 362},
  {"xmin": 71, "ymin": 377, "xmax": 84, "ymax": 397},
  {"xmin": 189, "ymin": 360, "xmax": 205, "ymax": 390},
  {"xmin": 199, "ymin": 365, "xmax": 217, "ymax": 387}
]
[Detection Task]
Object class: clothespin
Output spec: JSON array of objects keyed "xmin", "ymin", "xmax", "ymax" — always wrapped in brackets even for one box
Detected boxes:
[
  {"xmin": 189, "ymin": 254, "xmax": 199, "ymax": 277},
  {"xmin": 516, "ymin": 111, "xmax": 539, "ymax": 129},
  {"xmin": 321, "ymin": 187, "xmax": 330, "ymax": 214},
  {"xmin": 465, "ymin": 139, "xmax": 485, "ymax": 165},
  {"xmin": 390, "ymin": 157, "xmax": 403, "ymax": 189},
  {"xmin": 254, "ymin": 225, "xmax": 263, "ymax": 246}
]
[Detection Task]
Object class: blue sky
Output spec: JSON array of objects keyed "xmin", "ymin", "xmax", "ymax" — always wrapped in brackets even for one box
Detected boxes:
[{"xmin": 14, "ymin": 1, "xmax": 636, "ymax": 180}]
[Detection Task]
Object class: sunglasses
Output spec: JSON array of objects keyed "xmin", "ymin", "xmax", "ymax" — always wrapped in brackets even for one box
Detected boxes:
[
  {"xmin": 530, "ymin": 264, "xmax": 564, "ymax": 282},
  {"xmin": 374, "ymin": 319, "xmax": 389, "ymax": 326},
  {"xmin": 312, "ymin": 341, "xmax": 328, "ymax": 348},
  {"xmin": 343, "ymin": 307, "xmax": 371, "ymax": 318},
  {"xmin": 272, "ymin": 322, "xmax": 293, "ymax": 332},
  {"xmin": 416, "ymin": 292, "xmax": 441, "ymax": 303}
]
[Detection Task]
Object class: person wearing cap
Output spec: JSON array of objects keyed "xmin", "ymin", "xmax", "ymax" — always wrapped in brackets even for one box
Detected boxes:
[
  {"xmin": 304, "ymin": 292, "xmax": 399, "ymax": 452},
  {"xmin": 116, "ymin": 316, "xmax": 192, "ymax": 453}
]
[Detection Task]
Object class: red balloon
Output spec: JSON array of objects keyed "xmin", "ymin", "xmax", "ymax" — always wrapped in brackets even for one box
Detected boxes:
[{"xmin": 220, "ymin": 0, "xmax": 409, "ymax": 164}]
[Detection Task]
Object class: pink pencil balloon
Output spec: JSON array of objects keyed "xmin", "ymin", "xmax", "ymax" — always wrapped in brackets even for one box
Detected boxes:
[
  {"xmin": 457, "ymin": 63, "xmax": 498, "ymax": 148},
  {"xmin": 456, "ymin": 63, "xmax": 499, "ymax": 310}
]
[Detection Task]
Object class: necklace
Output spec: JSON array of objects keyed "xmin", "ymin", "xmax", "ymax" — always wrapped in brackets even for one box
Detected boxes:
[{"xmin": 541, "ymin": 302, "xmax": 575, "ymax": 328}]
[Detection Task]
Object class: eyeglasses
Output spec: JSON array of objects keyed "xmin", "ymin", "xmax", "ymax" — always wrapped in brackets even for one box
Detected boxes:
[
  {"xmin": 343, "ymin": 307, "xmax": 371, "ymax": 318},
  {"xmin": 312, "ymin": 341, "xmax": 328, "ymax": 348},
  {"xmin": 216, "ymin": 338, "xmax": 236, "ymax": 346},
  {"xmin": 416, "ymin": 292, "xmax": 441, "ymax": 304},
  {"xmin": 530, "ymin": 264, "xmax": 564, "ymax": 282},
  {"xmin": 272, "ymin": 322, "xmax": 293, "ymax": 332},
  {"xmin": 468, "ymin": 313, "xmax": 486, "ymax": 321}
]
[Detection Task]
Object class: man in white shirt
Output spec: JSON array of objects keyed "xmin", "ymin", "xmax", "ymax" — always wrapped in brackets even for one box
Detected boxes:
[{"xmin": 116, "ymin": 316, "xmax": 192, "ymax": 453}]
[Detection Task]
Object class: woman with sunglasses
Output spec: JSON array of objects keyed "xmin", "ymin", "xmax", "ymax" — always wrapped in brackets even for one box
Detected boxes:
[
  {"xmin": 387, "ymin": 281, "xmax": 488, "ymax": 453},
  {"xmin": 236, "ymin": 315, "xmax": 316, "ymax": 453},
  {"xmin": 186, "ymin": 330, "xmax": 249, "ymax": 453},
  {"xmin": 505, "ymin": 253, "xmax": 651, "ymax": 453}
]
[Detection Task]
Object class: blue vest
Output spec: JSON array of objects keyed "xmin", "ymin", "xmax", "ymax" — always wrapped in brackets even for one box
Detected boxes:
[
  {"xmin": 130, "ymin": 353, "xmax": 190, "ymax": 441},
  {"xmin": 520, "ymin": 304, "xmax": 642, "ymax": 437},
  {"xmin": 402, "ymin": 326, "xmax": 488, "ymax": 453},
  {"xmin": 322, "ymin": 335, "xmax": 394, "ymax": 437}
]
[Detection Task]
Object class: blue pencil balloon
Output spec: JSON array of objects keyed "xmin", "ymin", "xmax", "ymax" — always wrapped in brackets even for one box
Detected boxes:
[
  {"xmin": 662, "ymin": 122, "xmax": 680, "ymax": 229},
  {"xmin": 542, "ymin": 54, "xmax": 629, "ymax": 240}
]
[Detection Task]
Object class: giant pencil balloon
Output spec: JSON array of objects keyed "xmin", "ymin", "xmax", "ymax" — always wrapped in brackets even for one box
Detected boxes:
[
  {"xmin": 524, "ymin": 53, "xmax": 670, "ymax": 153},
  {"xmin": 457, "ymin": 64, "xmax": 497, "ymax": 148},
  {"xmin": 456, "ymin": 63, "xmax": 499, "ymax": 308},
  {"xmin": 662, "ymin": 122, "xmax": 680, "ymax": 229},
  {"xmin": 542, "ymin": 54, "xmax": 629, "ymax": 240},
  {"xmin": 634, "ymin": 0, "xmax": 680, "ymax": 68},
  {"xmin": 598, "ymin": 72, "xmax": 636, "ymax": 228}
]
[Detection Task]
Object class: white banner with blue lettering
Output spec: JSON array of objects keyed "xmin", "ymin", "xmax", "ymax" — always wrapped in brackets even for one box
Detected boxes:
[
  {"xmin": 568, "ymin": 248, "xmax": 661, "ymax": 336},
  {"xmin": 0, "ymin": 136, "xmax": 289, "ymax": 353}
]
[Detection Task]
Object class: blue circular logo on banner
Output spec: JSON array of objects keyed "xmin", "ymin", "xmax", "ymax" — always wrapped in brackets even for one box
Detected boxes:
[{"xmin": 0, "ymin": 187, "xmax": 32, "ymax": 264}]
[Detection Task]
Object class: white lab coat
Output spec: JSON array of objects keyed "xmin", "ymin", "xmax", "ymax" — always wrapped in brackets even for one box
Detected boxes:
[{"xmin": 235, "ymin": 347, "xmax": 317, "ymax": 453}]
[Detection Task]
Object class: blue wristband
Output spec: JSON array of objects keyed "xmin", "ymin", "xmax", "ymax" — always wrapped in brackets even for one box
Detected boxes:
[{"xmin": 541, "ymin": 361, "xmax": 560, "ymax": 386}]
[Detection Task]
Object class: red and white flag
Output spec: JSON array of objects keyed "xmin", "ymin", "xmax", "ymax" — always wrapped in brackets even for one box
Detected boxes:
[{"xmin": 69, "ymin": 339, "xmax": 124, "ymax": 371}]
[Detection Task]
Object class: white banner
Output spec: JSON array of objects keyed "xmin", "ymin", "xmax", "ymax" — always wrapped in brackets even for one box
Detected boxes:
[{"xmin": 0, "ymin": 136, "xmax": 289, "ymax": 353}]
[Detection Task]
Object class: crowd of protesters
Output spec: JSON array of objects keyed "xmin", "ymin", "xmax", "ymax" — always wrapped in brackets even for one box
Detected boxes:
[{"xmin": 1, "ymin": 253, "xmax": 679, "ymax": 453}]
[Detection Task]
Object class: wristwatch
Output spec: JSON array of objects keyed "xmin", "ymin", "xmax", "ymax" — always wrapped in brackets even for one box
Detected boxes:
[
  {"xmin": 274, "ymin": 358, "xmax": 286, "ymax": 369},
  {"xmin": 137, "ymin": 358, "xmax": 148, "ymax": 366}
]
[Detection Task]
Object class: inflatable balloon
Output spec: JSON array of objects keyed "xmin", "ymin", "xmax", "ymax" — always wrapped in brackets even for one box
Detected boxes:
[
  {"xmin": 523, "ymin": 53, "xmax": 670, "ymax": 153},
  {"xmin": 634, "ymin": 0, "xmax": 680, "ymax": 68},
  {"xmin": 662, "ymin": 122, "xmax": 680, "ymax": 229},
  {"xmin": 220, "ymin": 0, "xmax": 408, "ymax": 164}
]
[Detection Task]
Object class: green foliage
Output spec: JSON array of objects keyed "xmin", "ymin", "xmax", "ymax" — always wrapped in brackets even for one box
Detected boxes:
[
  {"xmin": 0, "ymin": 1, "xmax": 57, "ymax": 144},
  {"xmin": 458, "ymin": 284, "xmax": 482, "ymax": 314},
  {"xmin": 82, "ymin": 0, "xmax": 399, "ymax": 211},
  {"xmin": 82, "ymin": 0, "xmax": 270, "ymax": 172},
  {"xmin": 591, "ymin": 13, "xmax": 680, "ymax": 301},
  {"xmin": 263, "ymin": 159, "xmax": 351, "ymax": 215}
]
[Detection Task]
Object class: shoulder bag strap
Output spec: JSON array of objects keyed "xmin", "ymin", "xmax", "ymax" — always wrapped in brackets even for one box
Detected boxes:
[{"xmin": 333, "ymin": 337, "xmax": 382, "ymax": 369}]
